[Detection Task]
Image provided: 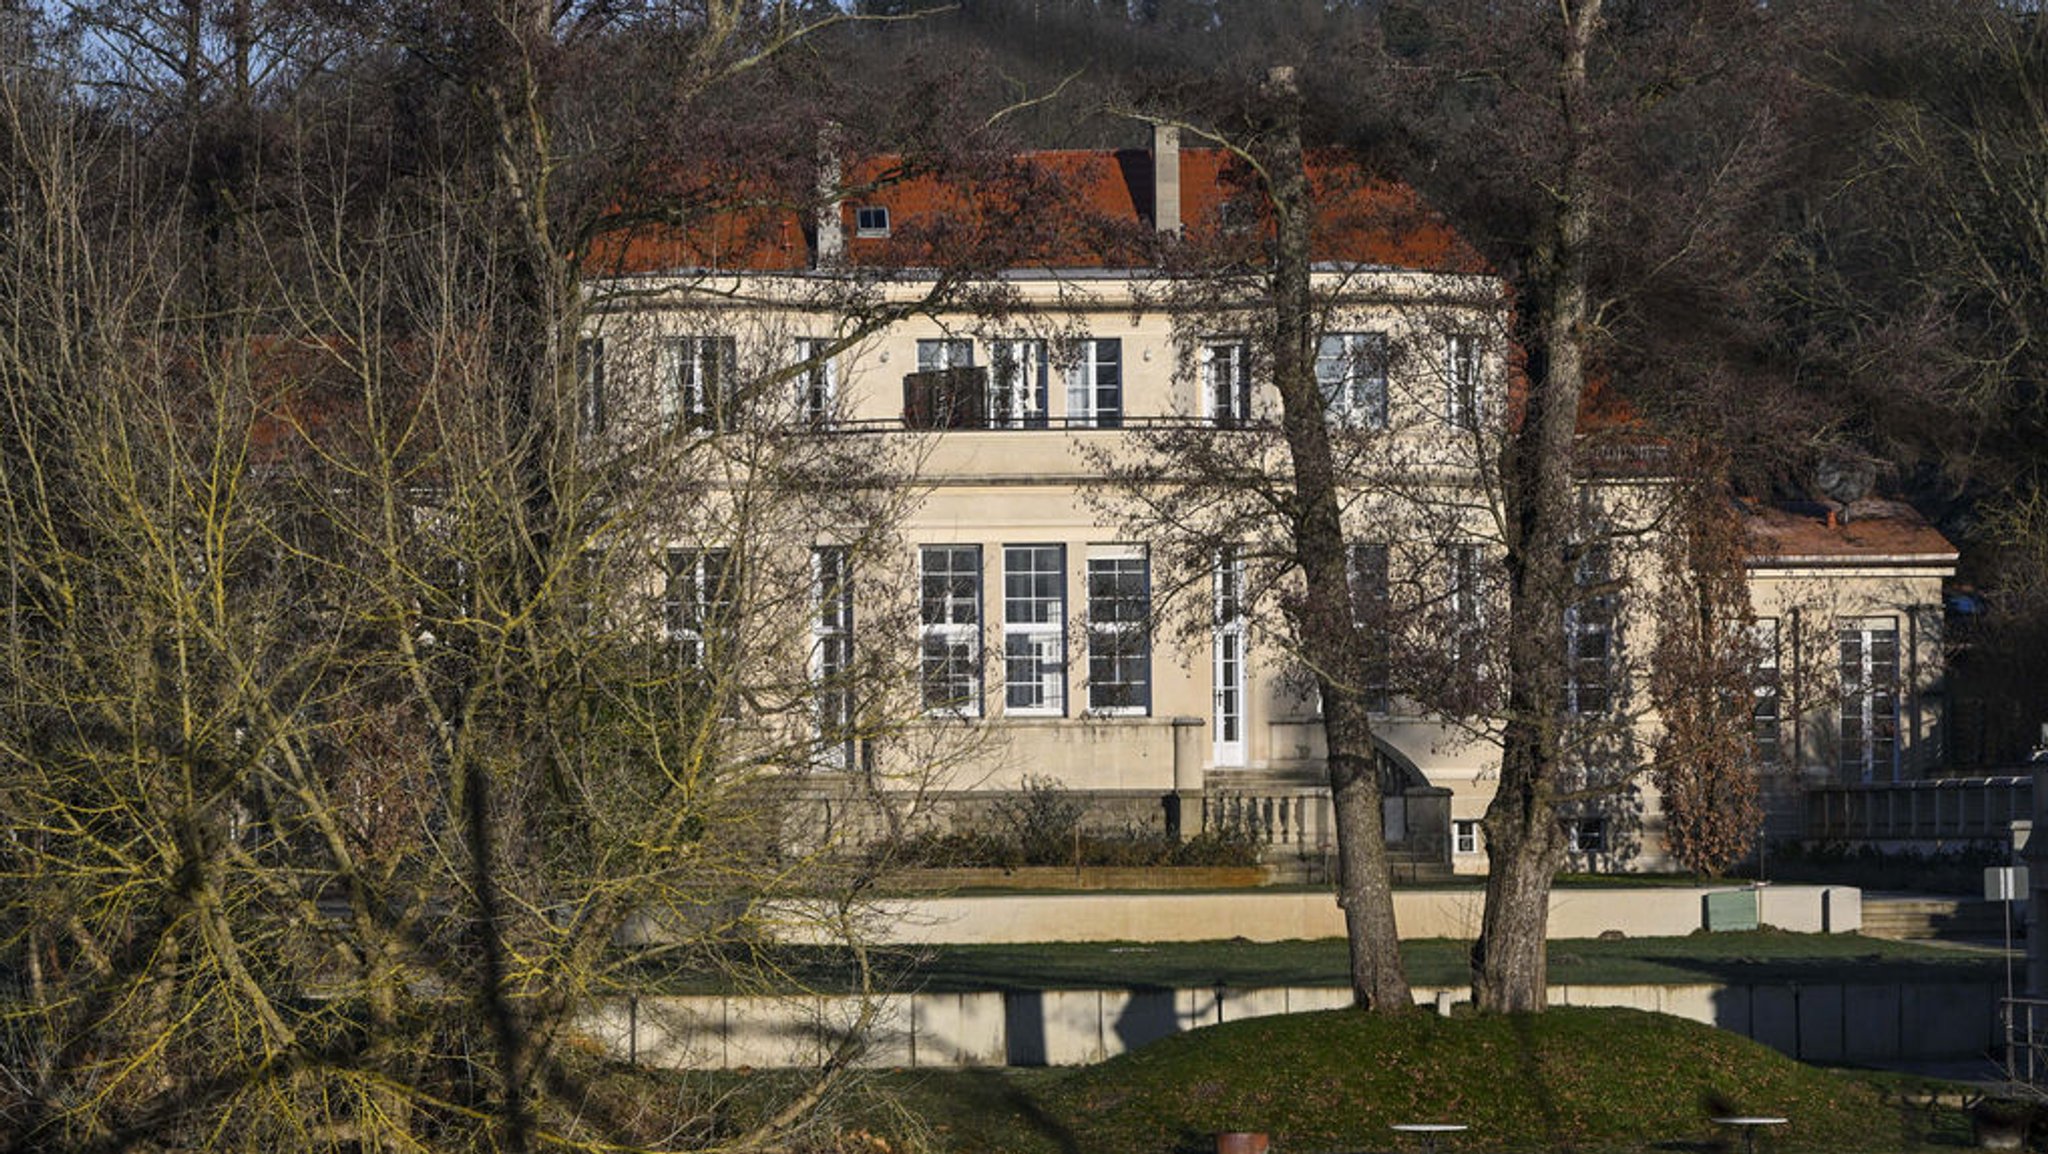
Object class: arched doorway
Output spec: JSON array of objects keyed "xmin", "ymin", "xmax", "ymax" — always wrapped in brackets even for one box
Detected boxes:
[{"xmin": 1375, "ymin": 738, "xmax": 1453, "ymax": 872}]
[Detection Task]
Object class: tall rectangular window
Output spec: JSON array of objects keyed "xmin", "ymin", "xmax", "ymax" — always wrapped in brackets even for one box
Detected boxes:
[
  {"xmin": 1564, "ymin": 544, "xmax": 1617, "ymax": 717},
  {"xmin": 1753, "ymin": 617, "xmax": 1781, "ymax": 764},
  {"xmin": 1087, "ymin": 545, "xmax": 1149, "ymax": 713},
  {"xmin": 1446, "ymin": 333, "xmax": 1481, "ymax": 430},
  {"xmin": 1002, "ymin": 545, "xmax": 1065, "ymax": 714},
  {"xmin": 665, "ymin": 547, "xmax": 734, "ymax": 672},
  {"xmin": 1450, "ymin": 542, "xmax": 1483, "ymax": 637},
  {"xmin": 577, "ymin": 337, "xmax": 606, "ymax": 435},
  {"xmin": 1204, "ymin": 341, "xmax": 1253, "ymax": 427},
  {"xmin": 920, "ymin": 545, "xmax": 982, "ymax": 715},
  {"xmin": 1317, "ymin": 332, "xmax": 1389, "ymax": 428},
  {"xmin": 1213, "ymin": 547, "xmax": 1246, "ymax": 764},
  {"xmin": 1065, "ymin": 338, "xmax": 1123, "ymax": 428},
  {"xmin": 1349, "ymin": 542, "xmax": 1392, "ymax": 705},
  {"xmin": 1839, "ymin": 617, "xmax": 1899, "ymax": 782},
  {"xmin": 1448, "ymin": 541, "xmax": 1486, "ymax": 698},
  {"xmin": 660, "ymin": 335, "xmax": 737, "ymax": 431},
  {"xmin": 989, "ymin": 339, "xmax": 1049, "ymax": 429},
  {"xmin": 795, "ymin": 337, "xmax": 837, "ymax": 427},
  {"xmin": 813, "ymin": 547, "xmax": 855, "ymax": 767}
]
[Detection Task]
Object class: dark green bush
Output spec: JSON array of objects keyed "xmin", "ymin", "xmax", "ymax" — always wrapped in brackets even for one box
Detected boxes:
[
  {"xmin": 991, "ymin": 776, "xmax": 1089, "ymax": 864},
  {"xmin": 873, "ymin": 780, "xmax": 1268, "ymax": 871},
  {"xmin": 1751, "ymin": 839, "xmax": 2011, "ymax": 894}
]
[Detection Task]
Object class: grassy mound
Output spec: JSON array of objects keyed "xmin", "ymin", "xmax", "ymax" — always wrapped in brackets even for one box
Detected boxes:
[{"xmin": 895, "ymin": 1007, "xmax": 1952, "ymax": 1153}]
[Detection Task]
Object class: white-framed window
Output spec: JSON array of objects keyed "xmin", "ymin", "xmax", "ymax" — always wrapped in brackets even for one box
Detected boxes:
[
  {"xmin": 659, "ymin": 335, "xmax": 737, "ymax": 431},
  {"xmin": 920, "ymin": 545, "xmax": 982, "ymax": 716},
  {"xmin": 1349, "ymin": 542, "xmax": 1391, "ymax": 705},
  {"xmin": 1568, "ymin": 815, "xmax": 1607, "ymax": 854},
  {"xmin": 1064, "ymin": 337, "xmax": 1123, "ymax": 428},
  {"xmin": 1753, "ymin": 617, "xmax": 1781, "ymax": 764},
  {"xmin": 1839, "ymin": 616, "xmax": 1899, "ymax": 782},
  {"xmin": 1002, "ymin": 545, "xmax": 1065, "ymax": 715},
  {"xmin": 1316, "ymin": 332, "xmax": 1388, "ymax": 428},
  {"xmin": 795, "ymin": 337, "xmax": 837, "ymax": 427},
  {"xmin": 577, "ymin": 337, "xmax": 606, "ymax": 435},
  {"xmin": 1213, "ymin": 547, "xmax": 1246, "ymax": 765},
  {"xmin": 916, "ymin": 337, "xmax": 973, "ymax": 372},
  {"xmin": 855, "ymin": 204, "xmax": 890, "ymax": 237},
  {"xmin": 1203, "ymin": 341, "xmax": 1253, "ymax": 427},
  {"xmin": 665, "ymin": 547, "xmax": 734, "ymax": 676},
  {"xmin": 989, "ymin": 339, "xmax": 1049, "ymax": 429},
  {"xmin": 1453, "ymin": 819, "xmax": 1480, "ymax": 855},
  {"xmin": 813, "ymin": 546, "xmax": 855, "ymax": 768},
  {"xmin": 1446, "ymin": 333, "xmax": 1481, "ymax": 430},
  {"xmin": 1564, "ymin": 544, "xmax": 1617, "ymax": 717},
  {"xmin": 1087, "ymin": 545, "xmax": 1149, "ymax": 714}
]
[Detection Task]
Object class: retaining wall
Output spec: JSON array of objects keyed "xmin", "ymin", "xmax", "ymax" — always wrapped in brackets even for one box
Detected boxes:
[
  {"xmin": 581, "ymin": 974, "xmax": 1992, "ymax": 1071},
  {"xmin": 840, "ymin": 884, "xmax": 1859, "ymax": 945}
]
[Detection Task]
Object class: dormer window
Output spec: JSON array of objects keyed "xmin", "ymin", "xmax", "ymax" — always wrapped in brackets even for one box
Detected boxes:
[{"xmin": 855, "ymin": 205, "xmax": 890, "ymax": 237}]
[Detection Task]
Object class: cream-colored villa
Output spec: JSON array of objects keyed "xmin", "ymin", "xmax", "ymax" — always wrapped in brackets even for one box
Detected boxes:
[{"xmin": 580, "ymin": 129, "xmax": 1957, "ymax": 875}]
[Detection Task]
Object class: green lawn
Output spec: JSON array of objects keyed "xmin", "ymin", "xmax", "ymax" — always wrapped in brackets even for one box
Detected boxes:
[
  {"xmin": 639, "ymin": 932, "xmax": 2003, "ymax": 994},
  {"xmin": 633, "ymin": 1007, "xmax": 1979, "ymax": 1153}
]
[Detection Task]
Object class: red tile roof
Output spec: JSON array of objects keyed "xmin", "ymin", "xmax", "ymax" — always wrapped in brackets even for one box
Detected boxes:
[
  {"xmin": 1742, "ymin": 499, "xmax": 1957, "ymax": 564},
  {"xmin": 581, "ymin": 147, "xmax": 1484, "ymax": 276}
]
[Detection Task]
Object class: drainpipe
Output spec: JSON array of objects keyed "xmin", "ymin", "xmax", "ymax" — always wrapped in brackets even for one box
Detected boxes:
[{"xmin": 1168, "ymin": 716, "xmax": 1205, "ymax": 840}]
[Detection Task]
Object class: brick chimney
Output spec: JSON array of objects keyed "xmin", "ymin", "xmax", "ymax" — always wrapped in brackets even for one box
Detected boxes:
[
  {"xmin": 814, "ymin": 124, "xmax": 845, "ymax": 267},
  {"xmin": 1152, "ymin": 123, "xmax": 1181, "ymax": 235}
]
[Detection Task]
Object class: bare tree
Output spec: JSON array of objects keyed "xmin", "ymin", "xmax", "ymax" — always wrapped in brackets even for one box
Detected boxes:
[
  {"xmin": 1091, "ymin": 69, "xmax": 1506, "ymax": 1011},
  {"xmin": 1649, "ymin": 459, "xmax": 1766, "ymax": 878},
  {"xmin": 1777, "ymin": 0, "xmax": 2048, "ymax": 763},
  {"xmin": 0, "ymin": 4, "xmax": 1030, "ymax": 1151},
  {"xmin": 1371, "ymin": 0, "xmax": 1797, "ymax": 1012}
]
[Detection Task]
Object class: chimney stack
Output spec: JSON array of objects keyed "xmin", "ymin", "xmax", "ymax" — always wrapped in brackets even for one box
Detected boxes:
[
  {"xmin": 1152, "ymin": 123, "xmax": 1181, "ymax": 236},
  {"xmin": 814, "ymin": 124, "xmax": 845, "ymax": 267}
]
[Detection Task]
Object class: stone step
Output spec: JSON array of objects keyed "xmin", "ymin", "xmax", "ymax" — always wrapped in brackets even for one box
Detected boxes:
[{"xmin": 1860, "ymin": 897, "xmax": 2009, "ymax": 941}]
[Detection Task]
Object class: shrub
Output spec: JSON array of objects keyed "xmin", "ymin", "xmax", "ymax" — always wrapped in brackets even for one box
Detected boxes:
[
  {"xmin": 1752, "ymin": 839, "xmax": 2010, "ymax": 893},
  {"xmin": 1170, "ymin": 824, "xmax": 1264, "ymax": 867},
  {"xmin": 991, "ymin": 775, "xmax": 1089, "ymax": 865},
  {"xmin": 873, "ymin": 784, "xmax": 1265, "ymax": 871}
]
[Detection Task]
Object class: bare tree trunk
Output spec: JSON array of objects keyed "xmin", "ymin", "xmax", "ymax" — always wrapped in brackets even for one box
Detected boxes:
[
  {"xmin": 1261, "ymin": 65, "xmax": 1411, "ymax": 1012},
  {"xmin": 1472, "ymin": 0, "xmax": 1600, "ymax": 1015},
  {"xmin": 462, "ymin": 3, "xmax": 571, "ymax": 1146}
]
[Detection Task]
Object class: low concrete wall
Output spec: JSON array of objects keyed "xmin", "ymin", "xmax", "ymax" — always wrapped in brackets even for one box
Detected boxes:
[
  {"xmin": 850, "ymin": 884, "xmax": 1859, "ymax": 945},
  {"xmin": 586, "ymin": 973, "xmax": 1992, "ymax": 1070}
]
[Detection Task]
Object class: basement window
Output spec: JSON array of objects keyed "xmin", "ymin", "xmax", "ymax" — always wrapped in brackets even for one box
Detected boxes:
[
  {"xmin": 855, "ymin": 205, "xmax": 890, "ymax": 237},
  {"xmin": 1453, "ymin": 820, "xmax": 1480, "ymax": 855}
]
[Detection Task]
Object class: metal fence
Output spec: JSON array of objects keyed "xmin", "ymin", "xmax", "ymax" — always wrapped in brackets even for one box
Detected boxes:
[
  {"xmin": 2004, "ymin": 997, "xmax": 2048, "ymax": 1089},
  {"xmin": 1806, "ymin": 776, "xmax": 2030, "ymax": 843}
]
